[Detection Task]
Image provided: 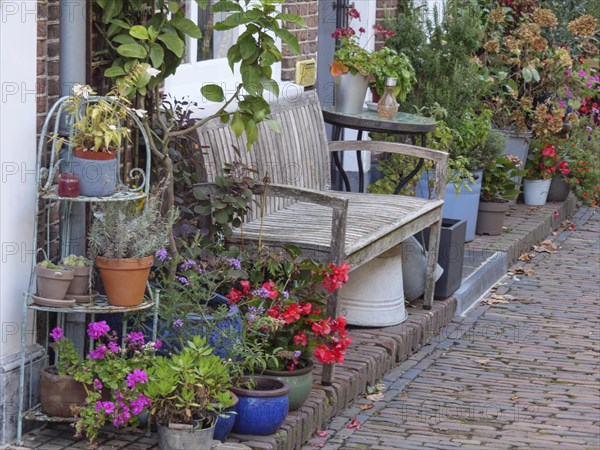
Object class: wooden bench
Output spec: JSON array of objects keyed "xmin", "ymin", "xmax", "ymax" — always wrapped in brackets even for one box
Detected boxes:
[{"xmin": 197, "ymin": 90, "xmax": 447, "ymax": 383}]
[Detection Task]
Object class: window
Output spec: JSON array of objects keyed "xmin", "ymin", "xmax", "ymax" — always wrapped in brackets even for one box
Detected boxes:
[{"xmin": 187, "ymin": 0, "xmax": 238, "ymax": 63}]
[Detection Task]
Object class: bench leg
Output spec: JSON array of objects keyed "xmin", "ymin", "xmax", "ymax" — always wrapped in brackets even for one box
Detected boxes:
[{"xmin": 423, "ymin": 219, "xmax": 442, "ymax": 310}]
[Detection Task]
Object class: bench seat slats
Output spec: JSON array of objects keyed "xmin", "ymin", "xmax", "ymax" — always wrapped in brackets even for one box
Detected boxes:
[{"xmin": 229, "ymin": 193, "xmax": 444, "ymax": 268}]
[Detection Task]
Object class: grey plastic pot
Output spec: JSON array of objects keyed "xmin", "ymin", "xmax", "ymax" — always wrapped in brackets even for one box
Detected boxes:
[
  {"xmin": 35, "ymin": 264, "xmax": 74, "ymax": 300},
  {"xmin": 476, "ymin": 201, "xmax": 509, "ymax": 236}
]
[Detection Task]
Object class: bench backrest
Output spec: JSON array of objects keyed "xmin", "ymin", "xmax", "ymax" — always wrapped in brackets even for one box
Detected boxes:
[{"xmin": 197, "ymin": 90, "xmax": 331, "ymax": 217}]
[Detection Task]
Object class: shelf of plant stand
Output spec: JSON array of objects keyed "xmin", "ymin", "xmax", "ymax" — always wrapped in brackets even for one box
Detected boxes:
[
  {"xmin": 26, "ymin": 293, "xmax": 154, "ymax": 314},
  {"xmin": 39, "ymin": 186, "xmax": 146, "ymax": 203},
  {"xmin": 22, "ymin": 405, "xmax": 76, "ymax": 423}
]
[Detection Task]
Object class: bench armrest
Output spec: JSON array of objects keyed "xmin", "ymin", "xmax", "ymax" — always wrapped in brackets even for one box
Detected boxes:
[{"xmin": 328, "ymin": 141, "xmax": 448, "ymax": 200}]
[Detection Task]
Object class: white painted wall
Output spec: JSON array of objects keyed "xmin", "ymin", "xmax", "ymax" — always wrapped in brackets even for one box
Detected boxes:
[{"xmin": 0, "ymin": 0, "xmax": 38, "ymax": 357}]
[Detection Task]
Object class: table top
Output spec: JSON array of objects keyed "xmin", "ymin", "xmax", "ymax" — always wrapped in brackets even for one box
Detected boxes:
[{"xmin": 322, "ymin": 107, "xmax": 437, "ymax": 134}]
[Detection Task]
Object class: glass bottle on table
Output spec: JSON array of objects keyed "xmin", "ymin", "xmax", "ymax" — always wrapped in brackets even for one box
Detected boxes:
[{"xmin": 377, "ymin": 77, "xmax": 399, "ymax": 119}]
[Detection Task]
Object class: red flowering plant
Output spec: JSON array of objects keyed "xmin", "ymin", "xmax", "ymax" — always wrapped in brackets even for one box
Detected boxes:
[
  {"xmin": 525, "ymin": 141, "xmax": 570, "ymax": 180},
  {"xmin": 49, "ymin": 322, "xmax": 160, "ymax": 447},
  {"xmin": 330, "ymin": 7, "xmax": 397, "ymax": 77},
  {"xmin": 225, "ymin": 245, "xmax": 352, "ymax": 372},
  {"xmin": 562, "ymin": 120, "xmax": 600, "ymax": 206}
]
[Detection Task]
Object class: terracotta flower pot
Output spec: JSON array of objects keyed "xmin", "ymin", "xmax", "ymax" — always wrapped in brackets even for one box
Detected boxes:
[
  {"xmin": 40, "ymin": 366, "xmax": 87, "ymax": 417},
  {"xmin": 96, "ymin": 255, "xmax": 153, "ymax": 306},
  {"xmin": 476, "ymin": 201, "xmax": 509, "ymax": 236}
]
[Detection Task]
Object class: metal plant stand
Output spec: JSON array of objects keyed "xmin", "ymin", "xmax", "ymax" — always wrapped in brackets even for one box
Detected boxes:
[{"xmin": 16, "ymin": 96, "xmax": 158, "ymax": 444}]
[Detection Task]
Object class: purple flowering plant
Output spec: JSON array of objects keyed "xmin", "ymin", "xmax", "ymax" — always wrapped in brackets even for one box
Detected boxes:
[{"xmin": 49, "ymin": 321, "xmax": 160, "ymax": 446}]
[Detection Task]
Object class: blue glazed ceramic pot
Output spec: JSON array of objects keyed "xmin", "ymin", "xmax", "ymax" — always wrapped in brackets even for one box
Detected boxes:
[
  {"xmin": 230, "ymin": 377, "xmax": 289, "ymax": 435},
  {"xmin": 213, "ymin": 393, "xmax": 238, "ymax": 442}
]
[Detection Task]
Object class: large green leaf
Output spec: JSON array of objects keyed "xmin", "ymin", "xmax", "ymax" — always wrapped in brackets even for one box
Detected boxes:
[
  {"xmin": 230, "ymin": 112, "xmax": 244, "ymax": 136},
  {"xmin": 214, "ymin": 12, "xmax": 244, "ymax": 30},
  {"xmin": 275, "ymin": 13, "xmax": 307, "ymax": 27},
  {"xmin": 109, "ymin": 19, "xmax": 131, "ymax": 30},
  {"xmin": 150, "ymin": 44, "xmax": 165, "ymax": 68},
  {"xmin": 129, "ymin": 25, "xmax": 149, "ymax": 40},
  {"xmin": 201, "ymin": 84, "xmax": 225, "ymax": 102},
  {"xmin": 240, "ymin": 65, "xmax": 263, "ymax": 95},
  {"xmin": 167, "ymin": 0, "xmax": 180, "ymax": 13},
  {"xmin": 244, "ymin": 119, "xmax": 259, "ymax": 147},
  {"xmin": 212, "ymin": 0, "xmax": 243, "ymax": 12},
  {"xmin": 239, "ymin": 36, "xmax": 259, "ymax": 60},
  {"xmin": 113, "ymin": 33, "xmax": 136, "ymax": 45},
  {"xmin": 158, "ymin": 32, "xmax": 185, "ymax": 58},
  {"xmin": 117, "ymin": 43, "xmax": 148, "ymax": 58},
  {"xmin": 170, "ymin": 16, "xmax": 202, "ymax": 39},
  {"xmin": 275, "ymin": 28, "xmax": 300, "ymax": 55},
  {"xmin": 104, "ymin": 66, "xmax": 126, "ymax": 77}
]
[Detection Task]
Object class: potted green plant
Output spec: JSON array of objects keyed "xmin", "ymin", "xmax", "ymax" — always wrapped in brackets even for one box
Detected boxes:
[
  {"xmin": 476, "ymin": 155, "xmax": 526, "ymax": 235},
  {"xmin": 88, "ymin": 191, "xmax": 177, "ymax": 306},
  {"xmin": 330, "ymin": 6, "xmax": 397, "ymax": 113},
  {"xmin": 142, "ymin": 336, "xmax": 235, "ymax": 449},
  {"xmin": 61, "ymin": 84, "xmax": 130, "ymax": 197},
  {"xmin": 369, "ymin": 47, "xmax": 416, "ymax": 102}
]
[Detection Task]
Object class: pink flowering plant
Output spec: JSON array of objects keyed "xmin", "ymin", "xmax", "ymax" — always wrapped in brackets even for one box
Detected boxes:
[
  {"xmin": 225, "ymin": 245, "xmax": 352, "ymax": 373},
  {"xmin": 50, "ymin": 322, "xmax": 160, "ymax": 446}
]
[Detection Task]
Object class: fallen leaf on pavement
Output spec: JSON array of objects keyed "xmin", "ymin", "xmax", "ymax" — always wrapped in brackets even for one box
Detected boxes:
[
  {"xmin": 513, "ymin": 267, "xmax": 534, "ymax": 276},
  {"xmin": 511, "ymin": 395, "xmax": 520, "ymax": 401},
  {"xmin": 366, "ymin": 392, "xmax": 384, "ymax": 402},
  {"xmin": 483, "ymin": 293, "xmax": 517, "ymax": 305},
  {"xmin": 315, "ymin": 431, "xmax": 328, "ymax": 438},
  {"xmin": 528, "ymin": 207, "xmax": 540, "ymax": 212},
  {"xmin": 518, "ymin": 252, "xmax": 534, "ymax": 261},
  {"xmin": 534, "ymin": 240, "xmax": 558, "ymax": 253},
  {"xmin": 357, "ymin": 403, "xmax": 374, "ymax": 411},
  {"xmin": 346, "ymin": 418, "xmax": 361, "ymax": 429},
  {"xmin": 475, "ymin": 359, "xmax": 490, "ymax": 365}
]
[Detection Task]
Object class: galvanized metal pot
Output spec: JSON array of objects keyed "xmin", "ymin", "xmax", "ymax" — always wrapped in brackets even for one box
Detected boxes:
[{"xmin": 334, "ymin": 73, "xmax": 369, "ymax": 114}]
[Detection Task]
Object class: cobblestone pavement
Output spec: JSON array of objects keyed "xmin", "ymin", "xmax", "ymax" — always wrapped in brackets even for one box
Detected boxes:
[{"xmin": 303, "ymin": 207, "xmax": 600, "ymax": 450}]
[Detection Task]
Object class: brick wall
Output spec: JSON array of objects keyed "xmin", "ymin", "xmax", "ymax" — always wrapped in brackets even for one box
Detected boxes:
[
  {"xmin": 36, "ymin": 0, "xmax": 60, "ymax": 133},
  {"xmin": 375, "ymin": 0, "xmax": 398, "ymax": 50},
  {"xmin": 281, "ymin": 0, "xmax": 319, "ymax": 82}
]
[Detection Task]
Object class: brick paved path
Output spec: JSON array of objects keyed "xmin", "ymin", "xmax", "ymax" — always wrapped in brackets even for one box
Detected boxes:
[{"xmin": 304, "ymin": 207, "xmax": 600, "ymax": 450}]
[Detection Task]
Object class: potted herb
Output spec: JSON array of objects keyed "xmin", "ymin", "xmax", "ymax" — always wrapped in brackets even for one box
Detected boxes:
[
  {"xmin": 476, "ymin": 155, "xmax": 526, "ymax": 235},
  {"xmin": 88, "ymin": 191, "xmax": 177, "ymax": 306},
  {"xmin": 369, "ymin": 47, "xmax": 415, "ymax": 102},
  {"xmin": 142, "ymin": 336, "xmax": 235, "ymax": 449}
]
